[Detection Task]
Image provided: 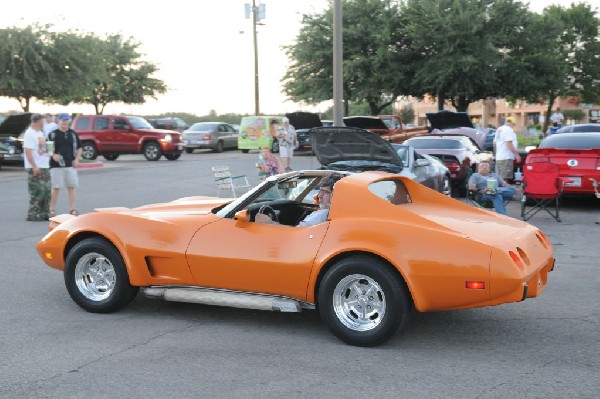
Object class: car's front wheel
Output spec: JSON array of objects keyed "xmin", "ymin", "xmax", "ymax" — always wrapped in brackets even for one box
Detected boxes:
[
  {"xmin": 164, "ymin": 153, "xmax": 181, "ymax": 161},
  {"xmin": 143, "ymin": 141, "xmax": 162, "ymax": 161},
  {"xmin": 318, "ymin": 255, "xmax": 410, "ymax": 347},
  {"xmin": 64, "ymin": 238, "xmax": 139, "ymax": 313}
]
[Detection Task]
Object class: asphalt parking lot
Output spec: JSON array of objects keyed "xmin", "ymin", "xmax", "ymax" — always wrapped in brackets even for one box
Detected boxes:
[{"xmin": 0, "ymin": 151, "xmax": 598, "ymax": 398}]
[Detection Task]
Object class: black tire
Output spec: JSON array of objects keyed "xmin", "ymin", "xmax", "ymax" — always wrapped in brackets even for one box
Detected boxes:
[
  {"xmin": 241, "ymin": 149, "xmax": 249, "ymax": 154},
  {"xmin": 318, "ymin": 255, "xmax": 410, "ymax": 347},
  {"xmin": 185, "ymin": 148, "xmax": 194, "ymax": 154},
  {"xmin": 143, "ymin": 141, "xmax": 162, "ymax": 161},
  {"xmin": 271, "ymin": 140, "xmax": 280, "ymax": 154},
  {"xmin": 64, "ymin": 238, "xmax": 138, "ymax": 313},
  {"xmin": 164, "ymin": 153, "xmax": 181, "ymax": 161},
  {"xmin": 214, "ymin": 141, "xmax": 224, "ymax": 153},
  {"xmin": 81, "ymin": 142, "xmax": 97, "ymax": 160},
  {"xmin": 103, "ymin": 153, "xmax": 119, "ymax": 161}
]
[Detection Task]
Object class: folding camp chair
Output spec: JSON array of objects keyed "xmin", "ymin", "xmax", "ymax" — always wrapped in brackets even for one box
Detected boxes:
[
  {"xmin": 212, "ymin": 166, "xmax": 250, "ymax": 198},
  {"xmin": 520, "ymin": 162, "xmax": 569, "ymax": 222}
]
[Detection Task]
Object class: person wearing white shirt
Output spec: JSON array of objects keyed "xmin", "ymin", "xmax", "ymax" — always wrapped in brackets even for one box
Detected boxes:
[
  {"xmin": 550, "ymin": 108, "xmax": 564, "ymax": 127},
  {"xmin": 494, "ymin": 116, "xmax": 521, "ymax": 181},
  {"xmin": 23, "ymin": 114, "xmax": 51, "ymax": 221},
  {"xmin": 43, "ymin": 113, "xmax": 58, "ymax": 136}
]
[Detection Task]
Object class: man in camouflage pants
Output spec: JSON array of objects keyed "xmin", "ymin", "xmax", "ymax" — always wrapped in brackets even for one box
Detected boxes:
[{"xmin": 23, "ymin": 114, "xmax": 51, "ymax": 221}]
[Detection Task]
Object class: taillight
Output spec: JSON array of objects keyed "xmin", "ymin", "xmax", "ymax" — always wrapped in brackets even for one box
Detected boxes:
[
  {"xmin": 203, "ymin": 134, "xmax": 212, "ymax": 140},
  {"xmin": 528, "ymin": 156, "xmax": 549, "ymax": 163}
]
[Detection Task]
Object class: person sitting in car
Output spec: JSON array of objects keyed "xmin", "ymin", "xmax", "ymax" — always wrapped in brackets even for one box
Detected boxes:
[{"xmin": 255, "ymin": 173, "xmax": 344, "ymax": 226}]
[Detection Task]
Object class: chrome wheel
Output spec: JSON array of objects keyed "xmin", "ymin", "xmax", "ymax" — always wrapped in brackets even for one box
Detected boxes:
[
  {"xmin": 332, "ymin": 274, "xmax": 386, "ymax": 332},
  {"xmin": 74, "ymin": 252, "xmax": 116, "ymax": 301},
  {"xmin": 143, "ymin": 142, "xmax": 161, "ymax": 161}
]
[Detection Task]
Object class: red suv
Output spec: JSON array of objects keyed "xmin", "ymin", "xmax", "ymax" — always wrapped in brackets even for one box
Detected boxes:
[{"xmin": 72, "ymin": 115, "xmax": 185, "ymax": 161}]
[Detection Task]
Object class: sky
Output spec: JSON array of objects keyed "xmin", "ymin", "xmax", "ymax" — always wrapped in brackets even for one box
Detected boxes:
[{"xmin": 0, "ymin": 0, "xmax": 594, "ymax": 117}]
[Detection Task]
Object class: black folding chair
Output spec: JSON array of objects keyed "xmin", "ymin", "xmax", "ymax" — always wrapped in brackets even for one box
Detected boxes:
[{"xmin": 520, "ymin": 162, "xmax": 569, "ymax": 222}]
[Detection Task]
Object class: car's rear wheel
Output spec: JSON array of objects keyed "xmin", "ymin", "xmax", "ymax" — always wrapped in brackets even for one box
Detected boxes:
[
  {"xmin": 143, "ymin": 141, "xmax": 162, "ymax": 161},
  {"xmin": 81, "ymin": 142, "xmax": 97, "ymax": 160},
  {"xmin": 318, "ymin": 255, "xmax": 410, "ymax": 347},
  {"xmin": 164, "ymin": 153, "xmax": 181, "ymax": 161},
  {"xmin": 64, "ymin": 238, "xmax": 138, "ymax": 313},
  {"xmin": 103, "ymin": 153, "xmax": 119, "ymax": 161}
]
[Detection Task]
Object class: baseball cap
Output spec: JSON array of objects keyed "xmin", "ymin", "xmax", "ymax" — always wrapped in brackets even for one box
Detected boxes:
[
  {"xmin": 505, "ymin": 116, "xmax": 516, "ymax": 124},
  {"xmin": 31, "ymin": 114, "xmax": 45, "ymax": 123},
  {"xmin": 57, "ymin": 113, "xmax": 71, "ymax": 121}
]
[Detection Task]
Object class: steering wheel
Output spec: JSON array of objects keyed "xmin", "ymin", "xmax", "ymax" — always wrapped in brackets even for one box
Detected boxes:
[{"xmin": 258, "ymin": 205, "xmax": 279, "ymax": 222}]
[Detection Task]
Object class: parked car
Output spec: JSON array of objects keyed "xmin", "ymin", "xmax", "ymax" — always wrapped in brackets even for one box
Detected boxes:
[
  {"xmin": 0, "ymin": 113, "xmax": 29, "ymax": 167},
  {"xmin": 426, "ymin": 110, "xmax": 489, "ymax": 149},
  {"xmin": 285, "ymin": 111, "xmax": 323, "ymax": 151},
  {"xmin": 555, "ymin": 123, "xmax": 600, "ymax": 133},
  {"xmin": 182, "ymin": 122, "xmax": 239, "ymax": 153},
  {"xmin": 36, "ymin": 169, "xmax": 554, "ymax": 347},
  {"xmin": 72, "ymin": 115, "xmax": 184, "ymax": 161},
  {"xmin": 148, "ymin": 117, "xmax": 189, "ymax": 132},
  {"xmin": 525, "ymin": 132, "xmax": 600, "ymax": 196},
  {"xmin": 404, "ymin": 135, "xmax": 494, "ymax": 196},
  {"xmin": 310, "ymin": 126, "xmax": 452, "ymax": 195}
]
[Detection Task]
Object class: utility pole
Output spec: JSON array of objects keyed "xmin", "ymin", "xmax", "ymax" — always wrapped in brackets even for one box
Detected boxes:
[
  {"xmin": 245, "ymin": 1, "xmax": 265, "ymax": 115},
  {"xmin": 333, "ymin": 0, "xmax": 344, "ymax": 126}
]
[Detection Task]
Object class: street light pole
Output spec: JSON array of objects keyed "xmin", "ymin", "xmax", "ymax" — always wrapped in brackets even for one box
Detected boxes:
[{"xmin": 252, "ymin": 0, "xmax": 260, "ymax": 115}]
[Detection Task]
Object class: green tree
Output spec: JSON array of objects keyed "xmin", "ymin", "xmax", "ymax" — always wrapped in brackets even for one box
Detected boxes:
[
  {"xmin": 0, "ymin": 24, "xmax": 54, "ymax": 111},
  {"xmin": 283, "ymin": 0, "xmax": 411, "ymax": 116},
  {"xmin": 400, "ymin": 0, "xmax": 534, "ymax": 112},
  {"xmin": 526, "ymin": 4, "xmax": 600, "ymax": 133},
  {"xmin": 67, "ymin": 34, "xmax": 167, "ymax": 115}
]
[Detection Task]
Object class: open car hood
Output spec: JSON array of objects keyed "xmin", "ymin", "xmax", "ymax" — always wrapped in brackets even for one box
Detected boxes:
[
  {"xmin": 426, "ymin": 110, "xmax": 474, "ymax": 130},
  {"xmin": 430, "ymin": 129, "xmax": 487, "ymax": 149},
  {"xmin": 285, "ymin": 112, "xmax": 322, "ymax": 130},
  {"xmin": 310, "ymin": 126, "xmax": 403, "ymax": 166},
  {"xmin": 343, "ymin": 116, "xmax": 389, "ymax": 131},
  {"xmin": 0, "ymin": 113, "xmax": 31, "ymax": 139}
]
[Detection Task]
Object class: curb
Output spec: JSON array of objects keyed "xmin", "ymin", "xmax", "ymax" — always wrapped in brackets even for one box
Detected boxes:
[{"xmin": 78, "ymin": 161, "xmax": 104, "ymax": 169}]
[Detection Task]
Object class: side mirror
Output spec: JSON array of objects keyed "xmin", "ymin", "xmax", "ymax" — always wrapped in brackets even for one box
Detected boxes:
[
  {"xmin": 415, "ymin": 159, "xmax": 430, "ymax": 167},
  {"xmin": 234, "ymin": 209, "xmax": 249, "ymax": 226}
]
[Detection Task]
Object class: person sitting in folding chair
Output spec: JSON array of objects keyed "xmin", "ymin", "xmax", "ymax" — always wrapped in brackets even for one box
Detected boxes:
[{"xmin": 468, "ymin": 161, "xmax": 516, "ymax": 215}]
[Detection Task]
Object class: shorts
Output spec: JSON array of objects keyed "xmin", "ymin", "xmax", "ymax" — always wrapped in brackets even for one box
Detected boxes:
[
  {"xmin": 51, "ymin": 167, "xmax": 79, "ymax": 189},
  {"xmin": 279, "ymin": 145, "xmax": 294, "ymax": 158},
  {"xmin": 496, "ymin": 159, "xmax": 514, "ymax": 180}
]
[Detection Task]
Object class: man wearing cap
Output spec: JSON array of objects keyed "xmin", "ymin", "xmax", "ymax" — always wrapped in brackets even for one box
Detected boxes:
[
  {"xmin": 23, "ymin": 114, "xmax": 51, "ymax": 221},
  {"xmin": 48, "ymin": 113, "xmax": 82, "ymax": 217},
  {"xmin": 494, "ymin": 116, "xmax": 521, "ymax": 181}
]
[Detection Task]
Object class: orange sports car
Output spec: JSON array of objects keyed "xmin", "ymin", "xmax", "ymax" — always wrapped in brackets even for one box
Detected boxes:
[{"xmin": 36, "ymin": 170, "xmax": 555, "ymax": 347}]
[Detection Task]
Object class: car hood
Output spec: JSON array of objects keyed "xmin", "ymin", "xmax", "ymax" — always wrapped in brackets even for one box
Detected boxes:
[
  {"xmin": 310, "ymin": 126, "xmax": 403, "ymax": 166},
  {"xmin": 95, "ymin": 196, "xmax": 230, "ymax": 217},
  {"xmin": 285, "ymin": 112, "xmax": 322, "ymax": 130},
  {"xmin": 426, "ymin": 110, "xmax": 474, "ymax": 130},
  {"xmin": 0, "ymin": 113, "xmax": 31, "ymax": 139},
  {"xmin": 343, "ymin": 116, "xmax": 389, "ymax": 131}
]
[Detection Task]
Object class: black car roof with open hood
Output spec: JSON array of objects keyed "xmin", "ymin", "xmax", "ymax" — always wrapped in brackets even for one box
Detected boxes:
[
  {"xmin": 426, "ymin": 110, "xmax": 474, "ymax": 130},
  {"xmin": 285, "ymin": 112, "xmax": 322, "ymax": 130},
  {"xmin": 310, "ymin": 126, "xmax": 403, "ymax": 166},
  {"xmin": 0, "ymin": 113, "xmax": 32, "ymax": 139},
  {"xmin": 343, "ymin": 116, "xmax": 389, "ymax": 130}
]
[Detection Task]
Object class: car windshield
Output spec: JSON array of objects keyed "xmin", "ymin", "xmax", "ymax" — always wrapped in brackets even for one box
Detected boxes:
[
  {"xmin": 405, "ymin": 138, "xmax": 464, "ymax": 150},
  {"xmin": 126, "ymin": 116, "xmax": 153, "ymax": 129},
  {"xmin": 190, "ymin": 123, "xmax": 218, "ymax": 132},
  {"xmin": 216, "ymin": 174, "xmax": 323, "ymax": 218},
  {"xmin": 539, "ymin": 135, "xmax": 600, "ymax": 149}
]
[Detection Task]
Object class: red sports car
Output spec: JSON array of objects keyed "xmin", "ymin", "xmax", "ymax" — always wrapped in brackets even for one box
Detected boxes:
[{"xmin": 525, "ymin": 132, "xmax": 600, "ymax": 196}]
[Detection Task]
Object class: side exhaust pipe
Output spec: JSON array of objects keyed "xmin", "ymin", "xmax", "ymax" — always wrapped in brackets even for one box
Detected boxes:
[{"xmin": 143, "ymin": 287, "xmax": 303, "ymax": 312}]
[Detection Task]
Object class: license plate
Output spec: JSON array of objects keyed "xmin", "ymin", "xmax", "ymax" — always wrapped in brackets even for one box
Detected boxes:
[{"xmin": 564, "ymin": 176, "xmax": 581, "ymax": 186}]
